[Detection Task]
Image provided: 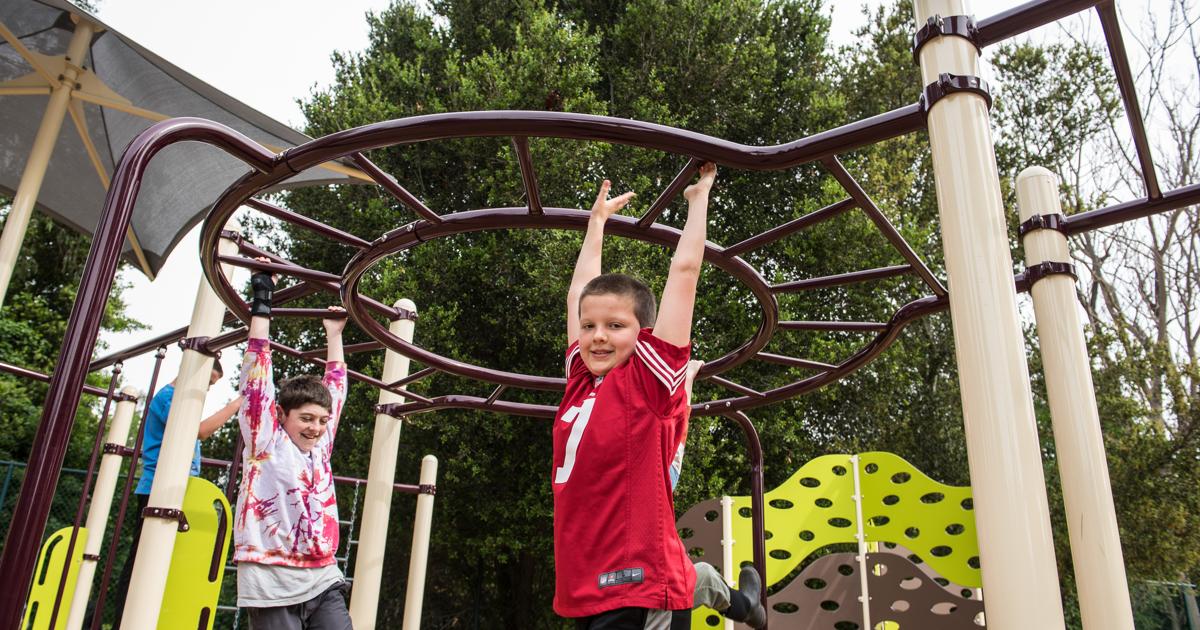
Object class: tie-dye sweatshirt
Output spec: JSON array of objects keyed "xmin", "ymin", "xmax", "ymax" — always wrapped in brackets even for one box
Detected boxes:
[{"xmin": 234, "ymin": 338, "xmax": 347, "ymax": 567}]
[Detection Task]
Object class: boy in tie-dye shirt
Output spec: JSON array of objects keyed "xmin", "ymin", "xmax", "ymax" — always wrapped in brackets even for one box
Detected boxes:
[{"xmin": 235, "ymin": 264, "xmax": 352, "ymax": 630}]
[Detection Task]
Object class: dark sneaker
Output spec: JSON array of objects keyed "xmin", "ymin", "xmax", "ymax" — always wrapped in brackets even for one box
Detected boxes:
[{"xmin": 739, "ymin": 565, "xmax": 767, "ymax": 629}]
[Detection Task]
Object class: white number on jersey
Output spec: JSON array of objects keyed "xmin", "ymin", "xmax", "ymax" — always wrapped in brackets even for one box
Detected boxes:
[{"xmin": 554, "ymin": 397, "xmax": 596, "ymax": 485}]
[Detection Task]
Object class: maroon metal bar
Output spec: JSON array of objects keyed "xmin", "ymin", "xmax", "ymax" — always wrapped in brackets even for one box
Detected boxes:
[
  {"xmin": 0, "ymin": 360, "xmax": 133, "ymax": 399},
  {"xmin": 245, "ymin": 198, "xmax": 372, "ymax": 249},
  {"xmin": 283, "ymin": 107, "xmax": 926, "ymax": 175},
  {"xmin": 300, "ymin": 340, "xmax": 384, "ymax": 360},
  {"xmin": 511, "ymin": 137, "xmax": 543, "ymax": 215},
  {"xmin": 389, "ymin": 366, "xmax": 436, "ymax": 389},
  {"xmin": 637, "ymin": 158, "xmax": 703, "ymax": 228},
  {"xmin": 778, "ymin": 320, "xmax": 888, "ymax": 332},
  {"xmin": 378, "ymin": 395, "xmax": 558, "ymax": 419},
  {"xmin": 709, "ymin": 375, "xmax": 764, "ymax": 398},
  {"xmin": 771, "ymin": 264, "xmax": 913, "ymax": 293},
  {"xmin": 485, "ymin": 385, "xmax": 507, "ymax": 405},
  {"xmin": 350, "ymin": 152, "xmax": 443, "ymax": 224},
  {"xmin": 723, "ymin": 198, "xmax": 857, "ymax": 258},
  {"xmin": 975, "ymin": 0, "xmax": 1106, "ymax": 48},
  {"xmin": 233, "ymin": 239, "xmax": 402, "ymax": 322},
  {"xmin": 90, "ymin": 346, "xmax": 167, "ymax": 630},
  {"xmin": 724, "ymin": 411, "xmax": 767, "ymax": 625},
  {"xmin": 1064, "ymin": 182, "xmax": 1200, "ymax": 234},
  {"xmin": 0, "ymin": 117, "xmax": 282, "ymax": 630},
  {"xmin": 218, "ymin": 254, "xmax": 342, "ymax": 286},
  {"xmin": 268, "ymin": 341, "xmax": 434, "ymax": 405},
  {"xmin": 822, "ymin": 157, "xmax": 947, "ymax": 296},
  {"xmin": 88, "ymin": 280, "xmax": 320, "ymax": 372},
  {"xmin": 271, "ymin": 307, "xmax": 350, "ymax": 319},
  {"xmin": 48, "ymin": 366, "xmax": 121, "ymax": 629},
  {"xmin": 1095, "ymin": 1, "xmax": 1160, "ymax": 199},
  {"xmin": 755, "ymin": 353, "xmax": 835, "ymax": 371}
]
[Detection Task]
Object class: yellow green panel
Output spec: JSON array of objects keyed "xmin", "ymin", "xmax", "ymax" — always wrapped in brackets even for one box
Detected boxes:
[
  {"xmin": 857, "ymin": 451, "xmax": 981, "ymax": 587},
  {"xmin": 691, "ymin": 454, "xmax": 859, "ymax": 629},
  {"xmin": 22, "ymin": 527, "xmax": 88, "ymax": 630},
  {"xmin": 159, "ymin": 477, "xmax": 232, "ymax": 630},
  {"xmin": 687, "ymin": 452, "xmax": 980, "ymax": 628}
]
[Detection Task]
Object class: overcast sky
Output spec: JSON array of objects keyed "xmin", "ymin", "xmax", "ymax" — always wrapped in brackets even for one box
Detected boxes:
[{"xmin": 88, "ymin": 0, "xmax": 1165, "ymax": 411}]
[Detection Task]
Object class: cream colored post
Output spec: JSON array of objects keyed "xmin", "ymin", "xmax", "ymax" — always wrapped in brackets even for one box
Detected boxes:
[
  {"xmin": 64, "ymin": 386, "xmax": 140, "ymax": 630},
  {"xmin": 1017, "ymin": 166, "xmax": 1135, "ymax": 630},
  {"xmin": 349, "ymin": 300, "xmax": 417, "ymax": 630},
  {"xmin": 720, "ymin": 495, "xmax": 734, "ymax": 630},
  {"xmin": 118, "ymin": 225, "xmax": 239, "ymax": 629},
  {"xmin": 0, "ymin": 18, "xmax": 95, "ymax": 309},
  {"xmin": 912, "ymin": 1, "xmax": 1066, "ymax": 627},
  {"xmin": 403, "ymin": 455, "xmax": 438, "ymax": 630}
]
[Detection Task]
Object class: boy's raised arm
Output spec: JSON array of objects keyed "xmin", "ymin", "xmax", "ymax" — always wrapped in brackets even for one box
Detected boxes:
[
  {"xmin": 654, "ymin": 162, "xmax": 716, "ymax": 347},
  {"xmin": 323, "ymin": 306, "xmax": 347, "ymax": 365},
  {"xmin": 566, "ymin": 179, "xmax": 635, "ymax": 345}
]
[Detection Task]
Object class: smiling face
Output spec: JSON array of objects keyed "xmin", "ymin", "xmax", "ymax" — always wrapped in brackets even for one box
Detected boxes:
[
  {"xmin": 281, "ymin": 402, "xmax": 332, "ymax": 453},
  {"xmin": 579, "ymin": 292, "xmax": 641, "ymax": 377}
]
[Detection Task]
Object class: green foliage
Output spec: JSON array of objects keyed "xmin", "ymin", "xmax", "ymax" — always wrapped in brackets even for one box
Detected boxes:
[{"xmin": 0, "ymin": 204, "xmax": 142, "ymax": 468}]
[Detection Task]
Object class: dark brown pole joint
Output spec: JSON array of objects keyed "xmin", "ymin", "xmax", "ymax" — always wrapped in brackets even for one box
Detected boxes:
[
  {"xmin": 913, "ymin": 14, "xmax": 981, "ymax": 63},
  {"xmin": 920, "ymin": 73, "xmax": 993, "ymax": 114},
  {"xmin": 103, "ymin": 443, "xmax": 135, "ymax": 457},
  {"xmin": 179, "ymin": 336, "xmax": 221, "ymax": 359},
  {"xmin": 418, "ymin": 484, "xmax": 437, "ymax": 496},
  {"xmin": 393, "ymin": 306, "xmax": 419, "ymax": 321},
  {"xmin": 1018, "ymin": 213, "xmax": 1068, "ymax": 239},
  {"xmin": 1024, "ymin": 261, "xmax": 1077, "ymax": 288},
  {"xmin": 142, "ymin": 506, "xmax": 190, "ymax": 532}
]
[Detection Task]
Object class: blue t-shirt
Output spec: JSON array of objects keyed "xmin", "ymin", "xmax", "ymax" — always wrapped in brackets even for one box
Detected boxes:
[{"xmin": 134, "ymin": 384, "xmax": 203, "ymax": 495}]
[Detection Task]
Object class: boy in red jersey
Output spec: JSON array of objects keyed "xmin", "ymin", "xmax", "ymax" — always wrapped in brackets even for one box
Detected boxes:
[{"xmin": 555, "ymin": 163, "xmax": 765, "ymax": 629}]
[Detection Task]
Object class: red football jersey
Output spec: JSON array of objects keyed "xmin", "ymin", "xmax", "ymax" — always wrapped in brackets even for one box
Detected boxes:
[{"xmin": 552, "ymin": 329, "xmax": 696, "ymax": 617}]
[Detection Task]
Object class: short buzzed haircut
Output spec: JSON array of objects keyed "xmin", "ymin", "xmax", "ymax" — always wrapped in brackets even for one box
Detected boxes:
[
  {"xmin": 579, "ymin": 273, "xmax": 657, "ymax": 328},
  {"xmin": 278, "ymin": 375, "xmax": 332, "ymax": 414},
  {"xmin": 211, "ymin": 360, "xmax": 224, "ymax": 377}
]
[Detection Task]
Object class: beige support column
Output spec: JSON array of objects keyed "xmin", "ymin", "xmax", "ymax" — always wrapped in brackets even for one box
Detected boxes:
[
  {"xmin": 912, "ymin": 1, "xmax": 1066, "ymax": 628},
  {"xmin": 403, "ymin": 455, "xmax": 438, "ymax": 630},
  {"xmin": 1017, "ymin": 166, "xmax": 1135, "ymax": 630},
  {"xmin": 720, "ymin": 495, "xmax": 734, "ymax": 630},
  {"xmin": 64, "ymin": 386, "xmax": 140, "ymax": 630},
  {"xmin": 118, "ymin": 225, "xmax": 239, "ymax": 629},
  {"xmin": 0, "ymin": 18, "xmax": 95, "ymax": 308},
  {"xmin": 349, "ymin": 300, "xmax": 417, "ymax": 630}
]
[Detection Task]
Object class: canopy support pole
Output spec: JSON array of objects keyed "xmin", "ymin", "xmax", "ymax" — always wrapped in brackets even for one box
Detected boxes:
[{"xmin": 0, "ymin": 17, "xmax": 95, "ymax": 309}]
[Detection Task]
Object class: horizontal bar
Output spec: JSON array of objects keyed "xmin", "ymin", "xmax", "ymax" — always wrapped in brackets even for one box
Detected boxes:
[
  {"xmin": 270, "ymin": 308, "xmax": 349, "ymax": 319},
  {"xmin": 389, "ymin": 366, "xmax": 436, "ymax": 389},
  {"xmin": 350, "ymin": 153, "xmax": 443, "ymax": 223},
  {"xmin": 301, "ymin": 341, "xmax": 384, "ymax": 360},
  {"xmin": 88, "ymin": 282, "xmax": 321, "ymax": 371},
  {"xmin": 637, "ymin": 158, "xmax": 703, "ymax": 228},
  {"xmin": 709, "ymin": 375, "xmax": 764, "ymax": 398},
  {"xmin": 268, "ymin": 341, "xmax": 434, "ymax": 405},
  {"xmin": 754, "ymin": 353, "xmax": 835, "ymax": 370},
  {"xmin": 724, "ymin": 198, "xmax": 856, "ymax": 258},
  {"xmin": 1064, "ymin": 182, "xmax": 1200, "ymax": 234},
  {"xmin": 778, "ymin": 320, "xmax": 888, "ymax": 332},
  {"xmin": 245, "ymin": 198, "xmax": 372, "ymax": 249},
  {"xmin": 976, "ymin": 0, "xmax": 1105, "ymax": 48},
  {"xmin": 0, "ymin": 361, "xmax": 131, "ymax": 400},
  {"xmin": 772, "ymin": 264, "xmax": 913, "ymax": 293},
  {"xmin": 217, "ymin": 254, "xmax": 342, "ymax": 285}
]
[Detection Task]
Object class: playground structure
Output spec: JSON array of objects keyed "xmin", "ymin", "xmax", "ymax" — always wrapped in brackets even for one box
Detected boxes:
[{"xmin": 0, "ymin": 0, "xmax": 1198, "ymax": 628}]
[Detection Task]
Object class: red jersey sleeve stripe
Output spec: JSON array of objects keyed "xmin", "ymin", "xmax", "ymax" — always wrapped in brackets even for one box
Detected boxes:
[
  {"xmin": 565, "ymin": 345, "xmax": 581, "ymax": 378},
  {"xmin": 635, "ymin": 340, "xmax": 687, "ymax": 394}
]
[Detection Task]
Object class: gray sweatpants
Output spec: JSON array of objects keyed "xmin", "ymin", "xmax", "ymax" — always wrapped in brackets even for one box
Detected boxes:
[
  {"xmin": 693, "ymin": 562, "xmax": 732, "ymax": 612},
  {"xmin": 245, "ymin": 582, "xmax": 353, "ymax": 630}
]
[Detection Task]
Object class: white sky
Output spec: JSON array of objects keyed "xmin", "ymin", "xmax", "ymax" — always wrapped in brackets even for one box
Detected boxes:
[{"xmin": 88, "ymin": 0, "xmax": 1173, "ymax": 412}]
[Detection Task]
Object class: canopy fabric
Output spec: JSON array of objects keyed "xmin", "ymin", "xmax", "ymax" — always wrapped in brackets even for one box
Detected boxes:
[{"xmin": 0, "ymin": 0, "xmax": 362, "ymax": 277}]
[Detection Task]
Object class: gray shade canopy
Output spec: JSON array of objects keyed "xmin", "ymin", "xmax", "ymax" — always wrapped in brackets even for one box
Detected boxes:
[{"xmin": 0, "ymin": 0, "xmax": 362, "ymax": 277}]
